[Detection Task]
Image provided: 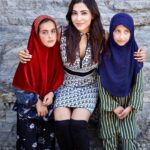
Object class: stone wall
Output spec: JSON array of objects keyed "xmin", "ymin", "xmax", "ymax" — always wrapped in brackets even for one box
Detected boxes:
[{"xmin": 0, "ymin": 0, "xmax": 150, "ymax": 149}]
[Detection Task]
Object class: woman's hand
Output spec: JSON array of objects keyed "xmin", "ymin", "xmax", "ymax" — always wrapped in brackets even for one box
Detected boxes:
[
  {"xmin": 134, "ymin": 48, "xmax": 147, "ymax": 62},
  {"xmin": 43, "ymin": 92, "xmax": 54, "ymax": 106},
  {"xmin": 18, "ymin": 49, "xmax": 32, "ymax": 63},
  {"xmin": 36, "ymin": 99, "xmax": 48, "ymax": 117}
]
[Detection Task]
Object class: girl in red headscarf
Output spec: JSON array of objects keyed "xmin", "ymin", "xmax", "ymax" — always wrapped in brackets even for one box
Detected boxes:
[{"xmin": 12, "ymin": 15, "xmax": 64, "ymax": 150}]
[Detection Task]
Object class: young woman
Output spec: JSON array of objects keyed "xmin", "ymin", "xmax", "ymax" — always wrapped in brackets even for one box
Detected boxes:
[
  {"xmin": 98, "ymin": 13, "xmax": 144, "ymax": 150},
  {"xmin": 53, "ymin": 0, "xmax": 106, "ymax": 149},
  {"xmin": 13, "ymin": 15, "xmax": 64, "ymax": 150}
]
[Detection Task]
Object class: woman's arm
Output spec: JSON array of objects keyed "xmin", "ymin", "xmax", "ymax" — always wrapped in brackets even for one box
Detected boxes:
[
  {"xmin": 18, "ymin": 49, "xmax": 32, "ymax": 63},
  {"xmin": 134, "ymin": 48, "xmax": 147, "ymax": 62}
]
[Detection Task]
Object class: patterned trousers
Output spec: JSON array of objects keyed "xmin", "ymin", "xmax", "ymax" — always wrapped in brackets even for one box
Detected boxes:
[
  {"xmin": 16, "ymin": 116, "xmax": 55, "ymax": 150},
  {"xmin": 102, "ymin": 134, "xmax": 138, "ymax": 150}
]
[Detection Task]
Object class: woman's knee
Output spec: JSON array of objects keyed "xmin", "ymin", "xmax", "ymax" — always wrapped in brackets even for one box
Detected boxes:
[
  {"xmin": 54, "ymin": 107, "xmax": 71, "ymax": 120},
  {"xmin": 71, "ymin": 108, "xmax": 91, "ymax": 121}
]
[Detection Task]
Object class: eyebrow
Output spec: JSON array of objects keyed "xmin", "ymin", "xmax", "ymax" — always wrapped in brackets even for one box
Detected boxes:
[
  {"xmin": 72, "ymin": 10, "xmax": 89, "ymax": 12},
  {"xmin": 40, "ymin": 28, "xmax": 56, "ymax": 31}
]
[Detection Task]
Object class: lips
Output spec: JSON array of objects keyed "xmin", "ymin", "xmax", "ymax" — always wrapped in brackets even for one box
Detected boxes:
[
  {"xmin": 117, "ymin": 41, "xmax": 126, "ymax": 46},
  {"xmin": 117, "ymin": 40, "xmax": 126, "ymax": 43},
  {"xmin": 47, "ymin": 40, "xmax": 54, "ymax": 43},
  {"xmin": 76, "ymin": 23, "xmax": 84, "ymax": 27}
]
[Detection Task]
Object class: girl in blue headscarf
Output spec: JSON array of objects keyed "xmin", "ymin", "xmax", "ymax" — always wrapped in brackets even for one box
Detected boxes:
[{"xmin": 98, "ymin": 13, "xmax": 144, "ymax": 150}]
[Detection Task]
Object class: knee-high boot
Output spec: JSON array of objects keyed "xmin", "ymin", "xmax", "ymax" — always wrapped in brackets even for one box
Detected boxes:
[
  {"xmin": 70, "ymin": 119, "xmax": 90, "ymax": 150},
  {"xmin": 55, "ymin": 120, "xmax": 73, "ymax": 150}
]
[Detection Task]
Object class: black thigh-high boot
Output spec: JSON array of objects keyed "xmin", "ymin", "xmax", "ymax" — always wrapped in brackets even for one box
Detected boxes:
[
  {"xmin": 70, "ymin": 119, "xmax": 90, "ymax": 150},
  {"xmin": 55, "ymin": 120, "xmax": 73, "ymax": 150}
]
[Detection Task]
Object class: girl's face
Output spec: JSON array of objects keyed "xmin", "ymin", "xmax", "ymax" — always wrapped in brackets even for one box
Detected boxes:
[
  {"xmin": 71, "ymin": 2, "xmax": 93, "ymax": 34},
  {"xmin": 39, "ymin": 20, "xmax": 57, "ymax": 47},
  {"xmin": 113, "ymin": 25, "xmax": 131, "ymax": 46}
]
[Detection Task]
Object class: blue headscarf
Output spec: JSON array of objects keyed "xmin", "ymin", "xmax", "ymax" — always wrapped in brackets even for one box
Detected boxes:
[{"xmin": 98, "ymin": 13, "xmax": 143, "ymax": 97}]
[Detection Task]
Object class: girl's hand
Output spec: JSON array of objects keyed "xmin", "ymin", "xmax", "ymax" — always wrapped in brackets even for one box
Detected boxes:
[
  {"xmin": 134, "ymin": 48, "xmax": 147, "ymax": 62},
  {"xmin": 118, "ymin": 106, "xmax": 132, "ymax": 119},
  {"xmin": 113, "ymin": 106, "xmax": 124, "ymax": 118},
  {"xmin": 43, "ymin": 92, "xmax": 54, "ymax": 106},
  {"xmin": 18, "ymin": 49, "xmax": 32, "ymax": 63},
  {"xmin": 36, "ymin": 99, "xmax": 48, "ymax": 117}
]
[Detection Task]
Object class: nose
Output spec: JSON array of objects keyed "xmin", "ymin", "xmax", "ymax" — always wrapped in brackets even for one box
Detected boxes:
[
  {"xmin": 48, "ymin": 32, "xmax": 52, "ymax": 38},
  {"xmin": 120, "ymin": 33, "xmax": 125, "ymax": 40},
  {"xmin": 77, "ymin": 14, "xmax": 82, "ymax": 21}
]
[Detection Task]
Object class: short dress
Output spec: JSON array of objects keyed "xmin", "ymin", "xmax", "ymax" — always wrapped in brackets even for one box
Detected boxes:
[{"xmin": 54, "ymin": 26, "xmax": 99, "ymax": 113}]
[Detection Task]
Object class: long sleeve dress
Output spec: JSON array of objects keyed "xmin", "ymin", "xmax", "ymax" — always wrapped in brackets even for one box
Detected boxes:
[
  {"xmin": 54, "ymin": 26, "xmax": 99, "ymax": 113},
  {"xmin": 98, "ymin": 70, "xmax": 144, "ymax": 139}
]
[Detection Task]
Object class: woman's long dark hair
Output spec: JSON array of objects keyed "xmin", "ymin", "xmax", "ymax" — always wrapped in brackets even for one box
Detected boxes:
[{"xmin": 65, "ymin": 0, "xmax": 107, "ymax": 64}]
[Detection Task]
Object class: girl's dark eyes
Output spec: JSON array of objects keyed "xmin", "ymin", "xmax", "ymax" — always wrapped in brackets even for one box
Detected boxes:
[
  {"xmin": 40, "ymin": 29, "xmax": 56, "ymax": 35},
  {"xmin": 51, "ymin": 29, "xmax": 56, "ymax": 33},
  {"xmin": 114, "ymin": 29, "xmax": 130, "ymax": 34},
  {"xmin": 124, "ymin": 30, "xmax": 130, "ymax": 33},
  {"xmin": 42, "ymin": 31, "xmax": 47, "ymax": 34},
  {"xmin": 114, "ymin": 30, "xmax": 120, "ymax": 33}
]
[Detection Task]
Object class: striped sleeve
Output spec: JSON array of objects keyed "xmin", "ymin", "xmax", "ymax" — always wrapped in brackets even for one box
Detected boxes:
[
  {"xmin": 128, "ymin": 70, "xmax": 144, "ymax": 110},
  {"xmin": 98, "ymin": 77, "xmax": 119, "ymax": 111}
]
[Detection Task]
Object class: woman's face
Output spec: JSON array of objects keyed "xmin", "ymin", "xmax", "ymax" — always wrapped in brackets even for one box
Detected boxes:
[
  {"xmin": 71, "ymin": 2, "xmax": 93, "ymax": 34},
  {"xmin": 113, "ymin": 25, "xmax": 131, "ymax": 46},
  {"xmin": 39, "ymin": 20, "xmax": 57, "ymax": 47}
]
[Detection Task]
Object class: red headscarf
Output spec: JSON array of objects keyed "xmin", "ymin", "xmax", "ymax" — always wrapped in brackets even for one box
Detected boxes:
[{"xmin": 13, "ymin": 15, "xmax": 64, "ymax": 100}]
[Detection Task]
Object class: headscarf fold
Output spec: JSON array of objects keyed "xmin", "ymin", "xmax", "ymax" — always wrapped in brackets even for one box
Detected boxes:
[
  {"xmin": 13, "ymin": 15, "xmax": 64, "ymax": 100},
  {"xmin": 98, "ymin": 13, "xmax": 143, "ymax": 97}
]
